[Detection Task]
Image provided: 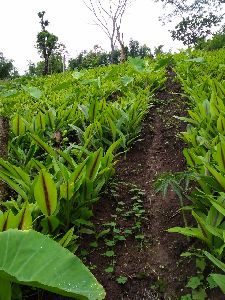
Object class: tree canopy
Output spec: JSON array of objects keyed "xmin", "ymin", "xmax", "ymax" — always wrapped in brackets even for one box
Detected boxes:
[
  {"xmin": 36, "ymin": 11, "xmax": 58, "ymax": 75},
  {"xmin": 0, "ymin": 53, "xmax": 18, "ymax": 80},
  {"xmin": 155, "ymin": 0, "xmax": 225, "ymax": 46}
]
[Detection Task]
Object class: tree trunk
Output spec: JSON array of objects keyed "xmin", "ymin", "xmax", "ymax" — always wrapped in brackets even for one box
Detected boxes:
[
  {"xmin": 0, "ymin": 116, "xmax": 9, "ymax": 201},
  {"xmin": 44, "ymin": 55, "xmax": 49, "ymax": 75},
  {"xmin": 110, "ymin": 40, "xmax": 115, "ymax": 64},
  {"xmin": 117, "ymin": 29, "xmax": 126, "ymax": 63},
  {"xmin": 119, "ymin": 42, "xmax": 126, "ymax": 63}
]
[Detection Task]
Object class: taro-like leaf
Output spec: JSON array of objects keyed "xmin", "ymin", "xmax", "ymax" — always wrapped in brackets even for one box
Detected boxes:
[
  {"xmin": 72, "ymin": 70, "xmax": 84, "ymax": 79},
  {"xmin": 34, "ymin": 170, "xmax": 57, "ymax": 216},
  {"xmin": 22, "ymin": 85, "xmax": 42, "ymax": 99},
  {"xmin": 0, "ymin": 229, "xmax": 106, "ymax": 300},
  {"xmin": 185, "ymin": 57, "xmax": 205, "ymax": 63},
  {"xmin": 0, "ymin": 89, "xmax": 18, "ymax": 98},
  {"xmin": 128, "ymin": 57, "xmax": 145, "ymax": 72},
  {"xmin": 0, "ymin": 278, "xmax": 11, "ymax": 300},
  {"xmin": 121, "ymin": 76, "xmax": 134, "ymax": 86}
]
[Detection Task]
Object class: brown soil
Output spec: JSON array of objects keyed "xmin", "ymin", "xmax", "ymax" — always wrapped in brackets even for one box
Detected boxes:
[{"xmin": 81, "ymin": 71, "xmax": 195, "ymax": 300}]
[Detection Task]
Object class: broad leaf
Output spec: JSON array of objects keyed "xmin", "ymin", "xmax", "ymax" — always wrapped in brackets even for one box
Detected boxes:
[
  {"xmin": 0, "ymin": 229, "xmax": 106, "ymax": 299},
  {"xmin": 22, "ymin": 85, "xmax": 42, "ymax": 99}
]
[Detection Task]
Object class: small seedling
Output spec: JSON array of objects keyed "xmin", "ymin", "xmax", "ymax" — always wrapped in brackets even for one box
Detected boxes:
[
  {"xmin": 116, "ymin": 276, "xmax": 128, "ymax": 285},
  {"xmin": 105, "ymin": 266, "xmax": 114, "ymax": 273}
]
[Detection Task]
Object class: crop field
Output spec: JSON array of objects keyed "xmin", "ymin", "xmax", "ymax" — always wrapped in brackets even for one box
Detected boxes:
[{"xmin": 0, "ymin": 50, "xmax": 225, "ymax": 299}]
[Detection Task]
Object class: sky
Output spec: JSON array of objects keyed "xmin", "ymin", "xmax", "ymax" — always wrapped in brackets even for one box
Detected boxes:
[{"xmin": 0, "ymin": 0, "xmax": 184, "ymax": 74}]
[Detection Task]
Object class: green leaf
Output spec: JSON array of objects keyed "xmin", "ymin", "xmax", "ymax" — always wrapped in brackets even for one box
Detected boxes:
[
  {"xmin": 17, "ymin": 203, "xmax": 32, "ymax": 230},
  {"xmin": 204, "ymin": 251, "xmax": 225, "ymax": 272},
  {"xmin": 186, "ymin": 57, "xmax": 205, "ymax": 63},
  {"xmin": 168, "ymin": 227, "xmax": 210, "ymax": 245},
  {"xmin": 59, "ymin": 227, "xmax": 75, "ymax": 248},
  {"xmin": 209, "ymin": 198, "xmax": 225, "ymax": 218},
  {"xmin": 0, "ymin": 229, "xmax": 106, "ymax": 299},
  {"xmin": 12, "ymin": 115, "xmax": 26, "ymax": 136},
  {"xmin": 104, "ymin": 250, "xmax": 115, "ymax": 257},
  {"xmin": 206, "ymin": 164, "xmax": 225, "ymax": 191},
  {"xmin": 128, "ymin": 57, "xmax": 145, "ymax": 72},
  {"xmin": 192, "ymin": 288, "xmax": 207, "ymax": 300},
  {"xmin": 105, "ymin": 240, "xmax": 115, "ymax": 246},
  {"xmin": 211, "ymin": 274, "xmax": 225, "ymax": 293},
  {"xmin": 186, "ymin": 276, "xmax": 202, "ymax": 289},
  {"xmin": 0, "ymin": 89, "xmax": 18, "ymax": 98},
  {"xmin": 104, "ymin": 266, "xmax": 114, "ymax": 273},
  {"xmin": 86, "ymin": 148, "xmax": 103, "ymax": 181},
  {"xmin": 30, "ymin": 134, "xmax": 56, "ymax": 157},
  {"xmin": 116, "ymin": 276, "xmax": 127, "ymax": 284},
  {"xmin": 0, "ymin": 171, "xmax": 28, "ymax": 201},
  {"xmin": 121, "ymin": 76, "xmax": 134, "ymax": 86},
  {"xmin": 196, "ymin": 258, "xmax": 206, "ymax": 272},
  {"xmin": 181, "ymin": 295, "xmax": 192, "ymax": 300},
  {"xmin": 0, "ymin": 278, "xmax": 11, "ymax": 300},
  {"xmin": 22, "ymin": 85, "xmax": 42, "ymax": 99},
  {"xmin": 72, "ymin": 70, "xmax": 84, "ymax": 79},
  {"xmin": 207, "ymin": 275, "xmax": 218, "ymax": 289},
  {"xmin": 60, "ymin": 180, "xmax": 75, "ymax": 201},
  {"xmin": 34, "ymin": 170, "xmax": 57, "ymax": 216}
]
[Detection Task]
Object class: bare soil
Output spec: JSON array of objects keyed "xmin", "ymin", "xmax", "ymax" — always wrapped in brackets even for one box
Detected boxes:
[{"xmin": 81, "ymin": 71, "xmax": 195, "ymax": 300}]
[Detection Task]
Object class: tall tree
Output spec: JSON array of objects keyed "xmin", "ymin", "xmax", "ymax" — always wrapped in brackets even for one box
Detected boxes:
[
  {"xmin": 155, "ymin": 0, "xmax": 225, "ymax": 46},
  {"xmin": 36, "ymin": 11, "xmax": 58, "ymax": 75},
  {"xmin": 83, "ymin": 0, "xmax": 133, "ymax": 62}
]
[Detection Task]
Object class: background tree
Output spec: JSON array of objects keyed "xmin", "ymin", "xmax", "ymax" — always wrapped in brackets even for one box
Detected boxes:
[
  {"xmin": 0, "ymin": 52, "xmax": 18, "ymax": 80},
  {"xmin": 83, "ymin": 0, "xmax": 133, "ymax": 62},
  {"xmin": 129, "ymin": 39, "xmax": 152, "ymax": 58},
  {"xmin": 68, "ymin": 40, "xmax": 152, "ymax": 70},
  {"xmin": 171, "ymin": 13, "xmax": 222, "ymax": 47},
  {"xmin": 36, "ymin": 11, "xmax": 58, "ymax": 75},
  {"xmin": 155, "ymin": 0, "xmax": 225, "ymax": 46},
  {"xmin": 196, "ymin": 25, "xmax": 225, "ymax": 50},
  {"xmin": 27, "ymin": 43, "xmax": 68, "ymax": 76}
]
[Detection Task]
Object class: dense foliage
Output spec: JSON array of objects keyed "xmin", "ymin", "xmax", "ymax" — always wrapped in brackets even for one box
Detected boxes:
[
  {"xmin": 0, "ymin": 56, "xmax": 167, "ymax": 298},
  {"xmin": 0, "ymin": 53, "xmax": 18, "ymax": 80},
  {"xmin": 169, "ymin": 49, "xmax": 225, "ymax": 294},
  {"xmin": 156, "ymin": 0, "xmax": 225, "ymax": 46},
  {"xmin": 68, "ymin": 40, "xmax": 152, "ymax": 71}
]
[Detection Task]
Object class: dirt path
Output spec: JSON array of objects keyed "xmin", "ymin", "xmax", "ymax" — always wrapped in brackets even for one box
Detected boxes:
[{"xmin": 82, "ymin": 71, "xmax": 197, "ymax": 300}]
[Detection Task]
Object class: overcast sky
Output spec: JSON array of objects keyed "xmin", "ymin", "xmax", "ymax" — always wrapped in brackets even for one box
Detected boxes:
[{"xmin": 0, "ymin": 0, "xmax": 184, "ymax": 73}]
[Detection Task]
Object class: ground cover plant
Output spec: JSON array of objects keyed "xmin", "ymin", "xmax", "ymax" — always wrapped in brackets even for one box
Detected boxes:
[{"xmin": 0, "ymin": 56, "xmax": 167, "ymax": 299}]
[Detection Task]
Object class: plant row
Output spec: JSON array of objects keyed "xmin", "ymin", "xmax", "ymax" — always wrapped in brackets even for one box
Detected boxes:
[
  {"xmin": 0, "ymin": 57, "xmax": 167, "ymax": 299},
  {"xmin": 169, "ymin": 49, "xmax": 225, "ymax": 295}
]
